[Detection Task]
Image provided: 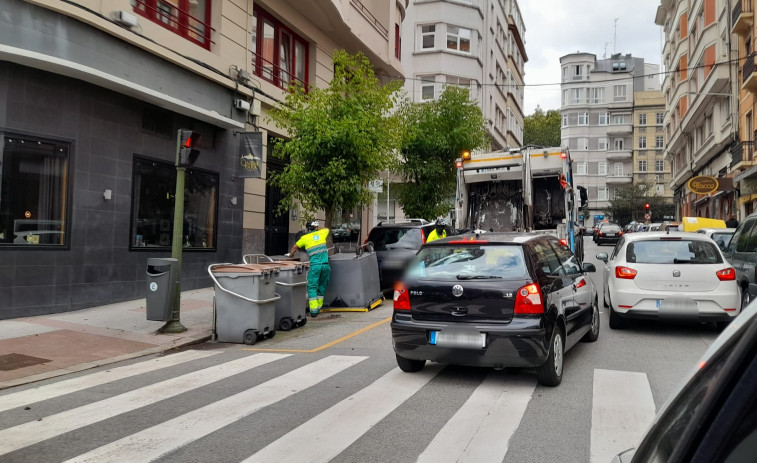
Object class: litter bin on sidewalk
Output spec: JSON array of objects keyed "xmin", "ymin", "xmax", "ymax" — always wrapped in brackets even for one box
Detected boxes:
[
  {"xmin": 208, "ymin": 263, "xmax": 280, "ymax": 345},
  {"xmin": 243, "ymin": 254, "xmax": 309, "ymax": 331},
  {"xmin": 145, "ymin": 257, "xmax": 178, "ymax": 321}
]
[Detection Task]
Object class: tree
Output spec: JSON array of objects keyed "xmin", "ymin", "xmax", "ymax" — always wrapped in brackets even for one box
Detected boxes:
[
  {"xmin": 523, "ymin": 106, "xmax": 561, "ymax": 147},
  {"xmin": 267, "ymin": 51, "xmax": 403, "ymax": 230},
  {"xmin": 606, "ymin": 184, "xmax": 675, "ymax": 225},
  {"xmin": 394, "ymin": 86, "xmax": 489, "ymax": 219}
]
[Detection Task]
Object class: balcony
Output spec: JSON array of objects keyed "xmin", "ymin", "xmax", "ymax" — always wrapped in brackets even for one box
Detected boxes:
[
  {"xmin": 743, "ymin": 54, "xmax": 757, "ymax": 93},
  {"xmin": 606, "ymin": 150, "xmax": 632, "ymax": 161},
  {"xmin": 607, "ymin": 174, "xmax": 633, "ymax": 184},
  {"xmin": 731, "ymin": 140, "xmax": 756, "ymax": 171},
  {"xmin": 606, "ymin": 123, "xmax": 633, "ymax": 135},
  {"xmin": 732, "ymin": 0, "xmax": 754, "ymax": 36}
]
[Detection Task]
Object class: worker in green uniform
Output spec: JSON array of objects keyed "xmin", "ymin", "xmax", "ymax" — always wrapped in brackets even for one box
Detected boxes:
[
  {"xmin": 289, "ymin": 221, "xmax": 331, "ymax": 317},
  {"xmin": 426, "ymin": 219, "xmax": 447, "ymax": 242}
]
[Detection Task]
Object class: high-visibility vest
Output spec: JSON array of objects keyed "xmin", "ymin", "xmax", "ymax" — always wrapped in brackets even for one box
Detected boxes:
[
  {"xmin": 427, "ymin": 228, "xmax": 446, "ymax": 242},
  {"xmin": 296, "ymin": 229, "xmax": 330, "ymax": 264}
]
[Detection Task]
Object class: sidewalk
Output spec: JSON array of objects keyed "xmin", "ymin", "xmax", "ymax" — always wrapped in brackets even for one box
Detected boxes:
[{"xmin": 0, "ymin": 288, "xmax": 215, "ymax": 390}]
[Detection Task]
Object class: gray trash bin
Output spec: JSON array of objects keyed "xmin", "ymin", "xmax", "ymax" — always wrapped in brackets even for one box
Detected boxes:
[
  {"xmin": 244, "ymin": 254, "xmax": 309, "ymax": 331},
  {"xmin": 208, "ymin": 263, "xmax": 280, "ymax": 345},
  {"xmin": 145, "ymin": 257, "xmax": 178, "ymax": 321},
  {"xmin": 323, "ymin": 251, "xmax": 383, "ymax": 310}
]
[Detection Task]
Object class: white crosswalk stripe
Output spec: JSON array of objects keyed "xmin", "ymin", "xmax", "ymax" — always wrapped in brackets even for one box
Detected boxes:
[
  {"xmin": 0, "ymin": 350, "xmax": 220, "ymax": 413},
  {"xmin": 0, "ymin": 352, "xmax": 289, "ymax": 456}
]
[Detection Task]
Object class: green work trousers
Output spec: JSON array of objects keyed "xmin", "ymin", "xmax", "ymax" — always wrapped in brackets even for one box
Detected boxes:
[{"xmin": 307, "ymin": 262, "xmax": 331, "ymax": 313}]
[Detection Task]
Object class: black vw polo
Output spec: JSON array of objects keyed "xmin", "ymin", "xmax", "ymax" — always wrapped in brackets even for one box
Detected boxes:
[{"xmin": 391, "ymin": 233, "xmax": 599, "ymax": 386}]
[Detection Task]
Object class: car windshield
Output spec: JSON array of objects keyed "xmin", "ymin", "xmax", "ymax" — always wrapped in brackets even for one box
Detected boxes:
[
  {"xmin": 368, "ymin": 228, "xmax": 421, "ymax": 251},
  {"xmin": 711, "ymin": 232, "xmax": 733, "ymax": 247},
  {"xmin": 626, "ymin": 239, "xmax": 723, "ymax": 264},
  {"xmin": 407, "ymin": 244, "xmax": 528, "ymax": 280}
]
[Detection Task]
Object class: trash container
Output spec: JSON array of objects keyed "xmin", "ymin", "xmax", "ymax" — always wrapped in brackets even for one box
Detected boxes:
[
  {"xmin": 244, "ymin": 254, "xmax": 309, "ymax": 331},
  {"xmin": 323, "ymin": 251, "xmax": 383, "ymax": 311},
  {"xmin": 208, "ymin": 263, "xmax": 280, "ymax": 345},
  {"xmin": 145, "ymin": 257, "xmax": 178, "ymax": 321}
]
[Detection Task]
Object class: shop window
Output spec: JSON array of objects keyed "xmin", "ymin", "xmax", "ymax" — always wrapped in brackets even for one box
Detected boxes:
[
  {"xmin": 131, "ymin": 156, "xmax": 218, "ymax": 250},
  {"xmin": 132, "ymin": 0, "xmax": 213, "ymax": 49},
  {"xmin": 252, "ymin": 6, "xmax": 309, "ymax": 91},
  {"xmin": 0, "ymin": 133, "xmax": 70, "ymax": 247}
]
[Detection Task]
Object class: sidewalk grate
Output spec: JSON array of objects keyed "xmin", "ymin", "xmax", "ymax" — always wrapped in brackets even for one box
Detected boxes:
[{"xmin": 0, "ymin": 353, "xmax": 51, "ymax": 371}]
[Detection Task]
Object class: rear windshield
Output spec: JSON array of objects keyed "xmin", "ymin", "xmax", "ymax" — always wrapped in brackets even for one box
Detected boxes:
[
  {"xmin": 602, "ymin": 225, "xmax": 621, "ymax": 232},
  {"xmin": 407, "ymin": 245, "xmax": 528, "ymax": 280},
  {"xmin": 710, "ymin": 232, "xmax": 733, "ymax": 247},
  {"xmin": 368, "ymin": 228, "xmax": 422, "ymax": 251},
  {"xmin": 626, "ymin": 239, "xmax": 723, "ymax": 264}
]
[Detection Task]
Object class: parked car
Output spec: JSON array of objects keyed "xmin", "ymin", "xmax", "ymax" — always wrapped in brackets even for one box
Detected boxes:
[
  {"xmin": 391, "ymin": 233, "xmax": 599, "ymax": 387},
  {"xmin": 331, "ymin": 223, "xmax": 360, "ymax": 242},
  {"xmin": 366, "ymin": 219, "xmax": 454, "ymax": 289},
  {"xmin": 723, "ymin": 213, "xmax": 757, "ymax": 310},
  {"xmin": 612, "ymin": 298, "xmax": 757, "ymax": 462},
  {"xmin": 596, "ymin": 223, "xmax": 623, "ymax": 245},
  {"xmin": 697, "ymin": 227, "xmax": 735, "ymax": 251},
  {"xmin": 597, "ymin": 232, "xmax": 740, "ymax": 330}
]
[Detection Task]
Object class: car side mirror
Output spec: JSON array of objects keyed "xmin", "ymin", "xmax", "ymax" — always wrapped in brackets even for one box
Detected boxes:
[
  {"xmin": 582, "ymin": 262, "xmax": 597, "ymax": 273},
  {"xmin": 596, "ymin": 252, "xmax": 608, "ymax": 262}
]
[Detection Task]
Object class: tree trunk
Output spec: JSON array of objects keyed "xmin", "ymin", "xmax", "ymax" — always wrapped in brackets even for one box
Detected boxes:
[{"xmin": 325, "ymin": 208, "xmax": 335, "ymax": 253}]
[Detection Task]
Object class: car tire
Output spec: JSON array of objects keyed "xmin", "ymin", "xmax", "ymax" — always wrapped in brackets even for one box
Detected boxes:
[
  {"xmin": 537, "ymin": 326, "xmax": 564, "ymax": 387},
  {"xmin": 741, "ymin": 286, "xmax": 751, "ymax": 311},
  {"xmin": 608, "ymin": 298, "xmax": 627, "ymax": 330},
  {"xmin": 581, "ymin": 297, "xmax": 600, "ymax": 342},
  {"xmin": 396, "ymin": 354, "xmax": 425, "ymax": 373}
]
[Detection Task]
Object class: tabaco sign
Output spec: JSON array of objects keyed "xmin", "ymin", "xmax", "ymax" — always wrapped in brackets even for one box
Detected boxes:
[{"xmin": 687, "ymin": 176, "xmax": 719, "ymax": 195}]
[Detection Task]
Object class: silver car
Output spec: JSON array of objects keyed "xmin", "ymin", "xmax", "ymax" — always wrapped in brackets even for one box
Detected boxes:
[{"xmin": 597, "ymin": 232, "xmax": 740, "ymax": 330}]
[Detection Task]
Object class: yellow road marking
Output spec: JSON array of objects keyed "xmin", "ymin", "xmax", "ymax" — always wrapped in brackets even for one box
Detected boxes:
[{"xmin": 242, "ymin": 316, "xmax": 392, "ymax": 353}]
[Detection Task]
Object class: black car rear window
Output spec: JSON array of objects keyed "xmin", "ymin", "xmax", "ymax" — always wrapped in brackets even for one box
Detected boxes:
[
  {"xmin": 368, "ymin": 228, "xmax": 422, "ymax": 251},
  {"xmin": 626, "ymin": 239, "xmax": 723, "ymax": 264},
  {"xmin": 407, "ymin": 244, "xmax": 528, "ymax": 280}
]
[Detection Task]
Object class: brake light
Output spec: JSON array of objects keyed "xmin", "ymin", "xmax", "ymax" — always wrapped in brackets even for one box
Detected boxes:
[
  {"xmin": 421, "ymin": 229, "xmax": 426, "ymax": 244},
  {"xmin": 448, "ymin": 239, "xmax": 489, "ymax": 244},
  {"xmin": 598, "ymin": 231, "xmax": 603, "ymax": 236},
  {"xmin": 514, "ymin": 283, "xmax": 544, "ymax": 314},
  {"xmin": 618, "ymin": 231, "xmax": 623, "ymax": 236},
  {"xmin": 716, "ymin": 267, "xmax": 736, "ymax": 281},
  {"xmin": 393, "ymin": 282, "xmax": 411, "ymax": 310},
  {"xmin": 615, "ymin": 266, "xmax": 637, "ymax": 279},
  {"xmin": 576, "ymin": 278, "xmax": 586, "ymax": 288},
  {"xmin": 559, "ymin": 239, "xmax": 567, "ymax": 246}
]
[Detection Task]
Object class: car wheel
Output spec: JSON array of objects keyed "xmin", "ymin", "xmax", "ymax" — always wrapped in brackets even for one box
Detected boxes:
[
  {"xmin": 396, "ymin": 354, "xmax": 425, "ymax": 372},
  {"xmin": 608, "ymin": 297, "xmax": 627, "ymax": 330},
  {"xmin": 537, "ymin": 326, "xmax": 564, "ymax": 387},
  {"xmin": 581, "ymin": 297, "xmax": 600, "ymax": 342},
  {"xmin": 741, "ymin": 286, "xmax": 751, "ymax": 311}
]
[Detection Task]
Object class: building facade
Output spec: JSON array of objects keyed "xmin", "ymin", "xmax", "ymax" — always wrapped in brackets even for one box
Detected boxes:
[
  {"xmin": 0, "ymin": 0, "xmax": 407, "ymax": 318},
  {"xmin": 559, "ymin": 53, "xmax": 660, "ymax": 228},
  {"xmin": 655, "ymin": 0, "xmax": 738, "ymax": 221},
  {"xmin": 633, "ymin": 91, "xmax": 673, "ymax": 199}
]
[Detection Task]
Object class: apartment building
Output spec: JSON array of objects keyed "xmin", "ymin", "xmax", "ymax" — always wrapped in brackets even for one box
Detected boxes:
[
  {"xmin": 560, "ymin": 52, "xmax": 660, "ymax": 228},
  {"xmin": 655, "ymin": 0, "xmax": 738, "ymax": 221},
  {"xmin": 633, "ymin": 91, "xmax": 673, "ymax": 199},
  {"xmin": 0, "ymin": 0, "xmax": 407, "ymax": 318}
]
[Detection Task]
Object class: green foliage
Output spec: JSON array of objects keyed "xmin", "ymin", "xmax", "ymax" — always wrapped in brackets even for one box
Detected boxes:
[
  {"xmin": 523, "ymin": 106, "xmax": 561, "ymax": 147},
  {"xmin": 267, "ymin": 50, "xmax": 403, "ymax": 227},
  {"xmin": 606, "ymin": 184, "xmax": 675, "ymax": 225},
  {"xmin": 395, "ymin": 86, "xmax": 489, "ymax": 219}
]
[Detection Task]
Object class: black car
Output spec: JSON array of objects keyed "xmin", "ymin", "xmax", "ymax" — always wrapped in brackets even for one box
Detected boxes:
[
  {"xmin": 366, "ymin": 219, "xmax": 454, "ymax": 289},
  {"xmin": 596, "ymin": 224, "xmax": 622, "ymax": 245},
  {"xmin": 391, "ymin": 233, "xmax": 599, "ymax": 387}
]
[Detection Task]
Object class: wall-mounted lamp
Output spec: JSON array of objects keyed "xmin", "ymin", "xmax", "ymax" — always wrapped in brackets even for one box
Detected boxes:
[
  {"xmin": 103, "ymin": 189, "xmax": 112, "ymax": 200},
  {"xmin": 230, "ymin": 196, "xmax": 238, "ymax": 205}
]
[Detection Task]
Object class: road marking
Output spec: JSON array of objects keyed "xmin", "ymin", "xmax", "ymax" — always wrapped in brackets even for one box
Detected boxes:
[
  {"xmin": 242, "ymin": 316, "xmax": 392, "ymax": 353},
  {"xmin": 0, "ymin": 353, "xmax": 289, "ymax": 456},
  {"xmin": 0, "ymin": 350, "xmax": 219, "ymax": 413},
  {"xmin": 418, "ymin": 372, "xmax": 535, "ymax": 462},
  {"xmin": 591, "ymin": 369, "xmax": 656, "ymax": 463},
  {"xmin": 242, "ymin": 365, "xmax": 443, "ymax": 463},
  {"xmin": 63, "ymin": 355, "xmax": 366, "ymax": 463}
]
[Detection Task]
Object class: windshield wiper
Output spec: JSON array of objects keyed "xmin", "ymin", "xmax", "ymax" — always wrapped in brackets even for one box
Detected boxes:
[{"xmin": 456, "ymin": 275, "xmax": 502, "ymax": 280}]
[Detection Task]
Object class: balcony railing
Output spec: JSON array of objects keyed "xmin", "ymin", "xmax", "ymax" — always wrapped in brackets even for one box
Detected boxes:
[
  {"xmin": 733, "ymin": 0, "xmax": 754, "ymax": 35},
  {"xmin": 252, "ymin": 52, "xmax": 308, "ymax": 93},
  {"xmin": 731, "ymin": 140, "xmax": 755, "ymax": 168},
  {"xmin": 744, "ymin": 54, "xmax": 757, "ymax": 92},
  {"xmin": 133, "ymin": 0, "xmax": 214, "ymax": 49}
]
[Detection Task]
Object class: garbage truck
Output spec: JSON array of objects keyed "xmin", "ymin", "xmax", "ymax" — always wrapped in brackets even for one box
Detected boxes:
[{"xmin": 454, "ymin": 146, "xmax": 584, "ymax": 261}]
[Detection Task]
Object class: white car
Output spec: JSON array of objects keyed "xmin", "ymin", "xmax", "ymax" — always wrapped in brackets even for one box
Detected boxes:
[
  {"xmin": 596, "ymin": 232, "xmax": 740, "ymax": 330},
  {"xmin": 696, "ymin": 227, "xmax": 735, "ymax": 251}
]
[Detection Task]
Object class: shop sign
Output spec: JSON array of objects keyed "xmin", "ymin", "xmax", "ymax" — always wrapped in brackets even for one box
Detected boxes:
[
  {"xmin": 687, "ymin": 176, "xmax": 718, "ymax": 195},
  {"xmin": 237, "ymin": 132, "xmax": 263, "ymax": 178}
]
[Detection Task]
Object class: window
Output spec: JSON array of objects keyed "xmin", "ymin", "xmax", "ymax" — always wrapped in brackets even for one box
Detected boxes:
[
  {"xmin": 639, "ymin": 137, "xmax": 647, "ymax": 149},
  {"xmin": 656, "ymin": 159, "xmax": 664, "ymax": 172},
  {"xmin": 598, "ymin": 137, "xmax": 608, "ymax": 151},
  {"xmin": 578, "ymin": 113, "xmax": 588, "ymax": 125},
  {"xmin": 599, "ymin": 113, "xmax": 609, "ymax": 125},
  {"xmin": 0, "ymin": 133, "xmax": 70, "ymax": 247},
  {"xmin": 656, "ymin": 136, "xmax": 664, "ymax": 148},
  {"xmin": 133, "ymin": 0, "xmax": 212, "ymax": 48},
  {"xmin": 590, "ymin": 87, "xmax": 603, "ymax": 103},
  {"xmin": 395, "ymin": 24, "xmax": 401, "ymax": 60},
  {"xmin": 597, "ymin": 187, "xmax": 609, "ymax": 200},
  {"xmin": 639, "ymin": 113, "xmax": 647, "ymax": 125},
  {"xmin": 252, "ymin": 6, "xmax": 309, "ymax": 91},
  {"xmin": 571, "ymin": 88, "xmax": 584, "ymax": 104},
  {"xmin": 131, "ymin": 156, "xmax": 218, "ymax": 250},
  {"xmin": 614, "ymin": 138, "xmax": 624, "ymax": 150},
  {"xmin": 446, "ymin": 75, "xmax": 471, "ymax": 88},
  {"xmin": 562, "ymin": 115, "xmax": 568, "ymax": 127},
  {"xmin": 612, "ymin": 114, "xmax": 626, "ymax": 124},
  {"xmin": 614, "ymin": 85, "xmax": 627, "ymax": 101},
  {"xmin": 638, "ymin": 160, "xmax": 647, "ymax": 172},
  {"xmin": 598, "ymin": 161, "xmax": 608, "ymax": 175},
  {"xmin": 420, "ymin": 75, "xmax": 435, "ymax": 100},
  {"xmin": 573, "ymin": 65, "xmax": 583, "ymax": 79},
  {"xmin": 446, "ymin": 25, "xmax": 471, "ymax": 52},
  {"xmin": 656, "ymin": 112, "xmax": 664, "ymax": 124},
  {"xmin": 421, "ymin": 24, "xmax": 435, "ymax": 49},
  {"xmin": 576, "ymin": 162, "xmax": 588, "ymax": 175},
  {"xmin": 614, "ymin": 162, "xmax": 624, "ymax": 176}
]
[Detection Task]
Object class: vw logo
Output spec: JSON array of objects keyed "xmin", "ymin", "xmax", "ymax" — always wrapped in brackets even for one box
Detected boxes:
[{"xmin": 452, "ymin": 285, "xmax": 464, "ymax": 297}]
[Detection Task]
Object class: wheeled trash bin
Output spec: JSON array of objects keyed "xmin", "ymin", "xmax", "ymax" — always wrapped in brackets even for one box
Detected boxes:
[
  {"xmin": 208, "ymin": 263, "xmax": 280, "ymax": 345},
  {"xmin": 323, "ymin": 250, "xmax": 383, "ymax": 312},
  {"xmin": 243, "ymin": 254, "xmax": 309, "ymax": 331}
]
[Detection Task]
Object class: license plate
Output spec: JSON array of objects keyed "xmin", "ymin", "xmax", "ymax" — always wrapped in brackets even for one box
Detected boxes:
[
  {"xmin": 658, "ymin": 297, "xmax": 698, "ymax": 318},
  {"xmin": 429, "ymin": 329, "xmax": 486, "ymax": 349},
  {"xmin": 608, "ymin": 233, "xmax": 616, "ymax": 236}
]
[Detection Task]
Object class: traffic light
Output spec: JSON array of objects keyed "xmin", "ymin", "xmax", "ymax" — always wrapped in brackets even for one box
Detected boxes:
[
  {"xmin": 644, "ymin": 203, "xmax": 650, "ymax": 211},
  {"xmin": 177, "ymin": 129, "xmax": 201, "ymax": 167}
]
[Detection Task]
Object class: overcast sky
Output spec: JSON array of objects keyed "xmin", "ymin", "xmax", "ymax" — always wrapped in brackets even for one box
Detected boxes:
[{"xmin": 520, "ymin": 0, "xmax": 664, "ymax": 114}]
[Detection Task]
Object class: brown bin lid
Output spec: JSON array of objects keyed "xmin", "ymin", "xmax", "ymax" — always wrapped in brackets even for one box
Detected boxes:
[{"xmin": 212, "ymin": 264, "xmax": 276, "ymax": 274}]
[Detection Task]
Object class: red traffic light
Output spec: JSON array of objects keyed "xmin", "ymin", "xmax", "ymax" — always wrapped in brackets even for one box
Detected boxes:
[
  {"xmin": 177, "ymin": 129, "xmax": 201, "ymax": 167},
  {"xmin": 644, "ymin": 203, "xmax": 650, "ymax": 210}
]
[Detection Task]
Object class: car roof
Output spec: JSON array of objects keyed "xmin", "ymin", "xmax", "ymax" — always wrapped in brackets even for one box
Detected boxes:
[
  {"xmin": 698, "ymin": 228, "xmax": 735, "ymax": 232},
  {"xmin": 371, "ymin": 219, "xmax": 431, "ymax": 229},
  {"xmin": 425, "ymin": 232, "xmax": 553, "ymax": 244},
  {"xmin": 620, "ymin": 231, "xmax": 713, "ymax": 242}
]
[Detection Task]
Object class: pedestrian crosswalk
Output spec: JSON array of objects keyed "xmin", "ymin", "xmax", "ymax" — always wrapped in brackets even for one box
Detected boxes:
[{"xmin": 0, "ymin": 350, "xmax": 658, "ymax": 463}]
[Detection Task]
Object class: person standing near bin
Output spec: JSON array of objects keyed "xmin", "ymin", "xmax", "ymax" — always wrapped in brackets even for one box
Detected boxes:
[
  {"xmin": 427, "ymin": 219, "xmax": 447, "ymax": 242},
  {"xmin": 289, "ymin": 221, "xmax": 331, "ymax": 317}
]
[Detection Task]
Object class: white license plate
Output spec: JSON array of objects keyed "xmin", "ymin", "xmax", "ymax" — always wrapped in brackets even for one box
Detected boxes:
[
  {"xmin": 430, "ymin": 329, "xmax": 486, "ymax": 349},
  {"xmin": 607, "ymin": 233, "xmax": 616, "ymax": 236},
  {"xmin": 657, "ymin": 297, "xmax": 698, "ymax": 318}
]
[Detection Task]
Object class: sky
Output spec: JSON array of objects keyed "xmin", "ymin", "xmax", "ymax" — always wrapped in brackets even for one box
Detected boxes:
[{"xmin": 519, "ymin": 0, "xmax": 664, "ymax": 115}]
